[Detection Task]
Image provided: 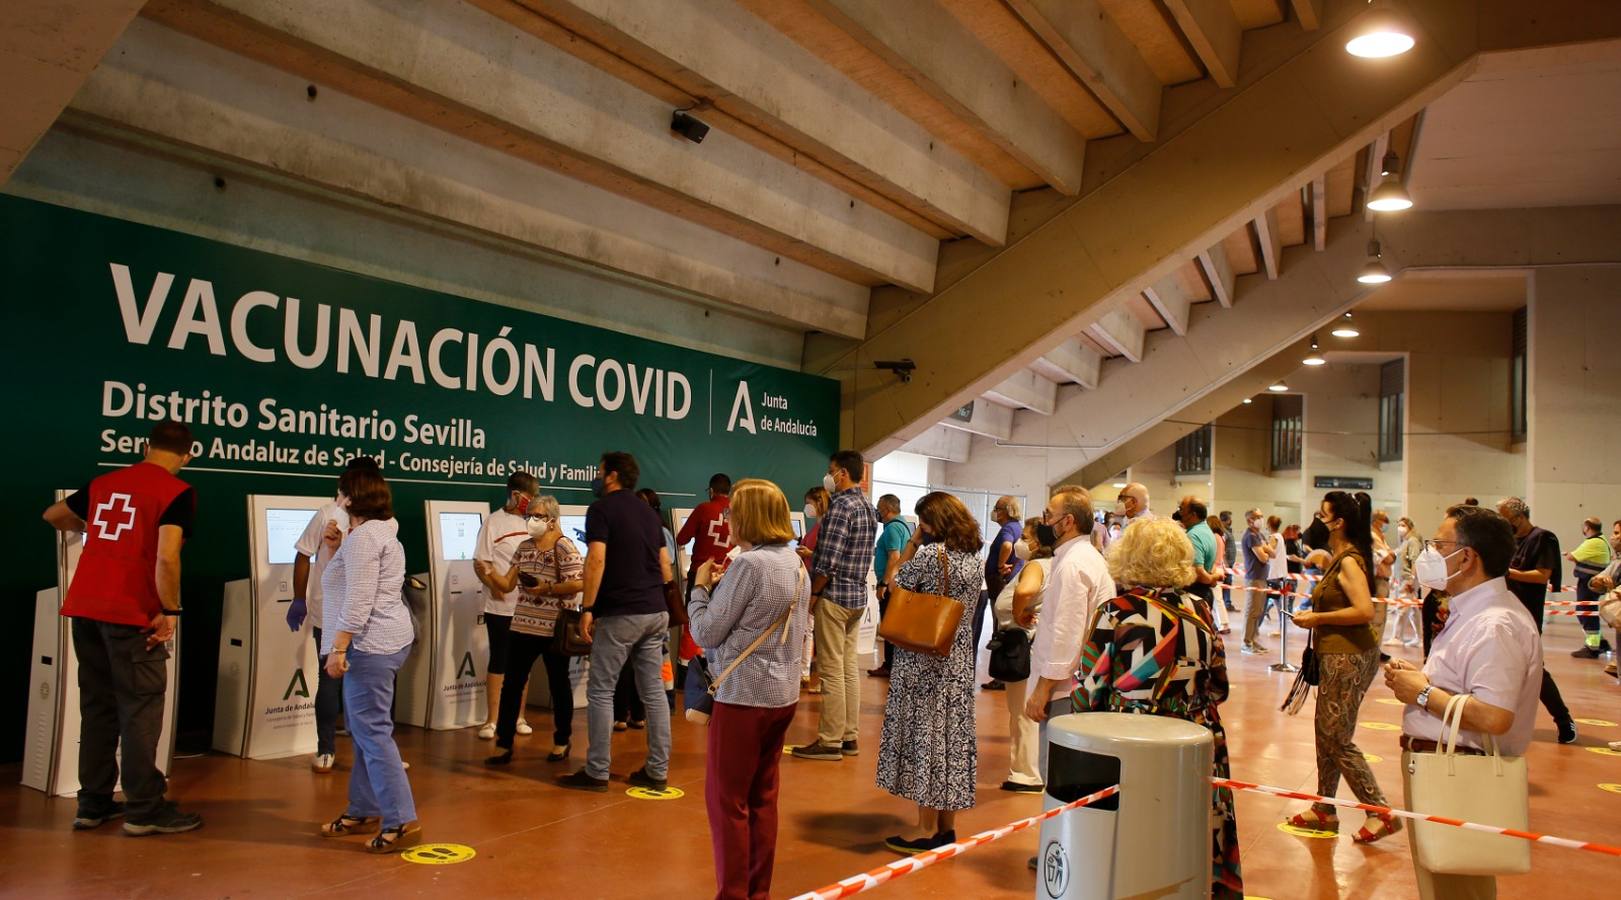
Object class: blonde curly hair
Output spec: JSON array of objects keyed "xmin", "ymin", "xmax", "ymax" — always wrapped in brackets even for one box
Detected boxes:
[{"xmin": 1106, "ymin": 516, "xmax": 1196, "ymax": 589}]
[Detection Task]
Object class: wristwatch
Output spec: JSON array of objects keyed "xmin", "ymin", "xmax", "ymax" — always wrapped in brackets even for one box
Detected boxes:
[
  {"xmin": 1415, "ymin": 684, "xmax": 1433, "ymax": 711},
  {"xmin": 161, "ymin": 608, "xmax": 182, "ymax": 617}
]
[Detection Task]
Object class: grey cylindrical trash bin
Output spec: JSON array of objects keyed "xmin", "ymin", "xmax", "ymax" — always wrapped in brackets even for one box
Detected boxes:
[{"xmin": 1036, "ymin": 712, "xmax": 1213, "ymax": 899}]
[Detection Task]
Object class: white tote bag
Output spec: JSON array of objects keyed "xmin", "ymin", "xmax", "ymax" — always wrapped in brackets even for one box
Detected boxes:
[{"xmin": 1406, "ymin": 694, "xmax": 1531, "ymax": 876}]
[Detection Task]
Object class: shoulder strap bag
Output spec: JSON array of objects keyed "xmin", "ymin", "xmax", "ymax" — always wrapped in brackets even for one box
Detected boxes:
[
  {"xmin": 685, "ymin": 565, "xmax": 804, "ymax": 724},
  {"xmin": 877, "ymin": 545, "xmax": 965, "ymax": 657},
  {"xmin": 1406, "ymin": 693, "xmax": 1530, "ymax": 875},
  {"xmin": 548, "ymin": 540, "xmax": 592, "ymax": 657}
]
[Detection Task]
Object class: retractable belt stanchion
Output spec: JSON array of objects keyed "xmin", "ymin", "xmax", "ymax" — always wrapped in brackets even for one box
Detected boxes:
[{"xmin": 1270, "ymin": 578, "xmax": 1298, "ymax": 674}]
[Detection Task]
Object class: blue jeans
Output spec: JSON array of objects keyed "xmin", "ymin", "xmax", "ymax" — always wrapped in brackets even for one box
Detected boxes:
[
  {"xmin": 311, "ymin": 627, "xmax": 342, "ymax": 755},
  {"xmin": 586, "ymin": 612, "xmax": 671, "ymax": 780},
  {"xmin": 343, "ymin": 645, "xmax": 416, "ymax": 828}
]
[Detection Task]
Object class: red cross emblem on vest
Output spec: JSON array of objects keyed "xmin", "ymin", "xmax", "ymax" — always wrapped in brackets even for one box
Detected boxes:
[{"xmin": 92, "ymin": 492, "xmax": 137, "ymax": 542}]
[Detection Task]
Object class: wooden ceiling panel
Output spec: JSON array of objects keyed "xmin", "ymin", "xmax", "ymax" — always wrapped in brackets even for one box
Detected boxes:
[
  {"xmin": 937, "ymin": 0, "xmax": 1122, "ymax": 139},
  {"xmin": 1096, "ymin": 0, "xmax": 1203, "ymax": 85},
  {"xmin": 741, "ymin": 0, "xmax": 1042, "ymax": 189},
  {"xmin": 1221, "ymin": 223, "xmax": 1260, "ymax": 275},
  {"xmin": 1228, "ymin": 0, "xmax": 1286, "ymax": 29},
  {"xmin": 1274, "ymin": 188, "xmax": 1305, "ymax": 246},
  {"xmin": 1325, "ymin": 154, "xmax": 1357, "ymax": 217}
]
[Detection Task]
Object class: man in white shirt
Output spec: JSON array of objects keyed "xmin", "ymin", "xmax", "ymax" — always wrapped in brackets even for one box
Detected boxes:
[
  {"xmin": 472, "ymin": 471, "xmax": 541, "ymax": 739},
  {"xmin": 288, "ymin": 457, "xmax": 368, "ymax": 773},
  {"xmin": 1383, "ymin": 505, "xmax": 1541, "ymax": 900},
  {"xmin": 1024, "ymin": 485, "xmax": 1117, "ymax": 725}
]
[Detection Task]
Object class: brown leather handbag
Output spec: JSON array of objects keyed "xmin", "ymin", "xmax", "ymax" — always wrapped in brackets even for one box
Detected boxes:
[{"xmin": 877, "ymin": 545, "xmax": 964, "ymax": 657}]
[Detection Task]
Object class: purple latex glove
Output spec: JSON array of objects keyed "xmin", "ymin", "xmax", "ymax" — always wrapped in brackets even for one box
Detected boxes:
[{"xmin": 286, "ymin": 597, "xmax": 308, "ymax": 632}]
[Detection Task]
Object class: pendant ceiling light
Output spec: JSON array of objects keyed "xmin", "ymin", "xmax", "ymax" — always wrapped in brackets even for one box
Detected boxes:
[
  {"xmin": 1268, "ymin": 380, "xmax": 1289, "ymax": 393},
  {"xmin": 1346, "ymin": 1, "xmax": 1415, "ymax": 58},
  {"xmin": 1367, "ymin": 150, "xmax": 1414, "ymax": 212},
  {"xmin": 1332, "ymin": 311, "xmax": 1360, "ymax": 338},
  {"xmin": 1357, "ymin": 240, "xmax": 1393, "ymax": 284},
  {"xmin": 1242, "ymin": 397, "xmax": 1254, "ymax": 405},
  {"xmin": 1303, "ymin": 336, "xmax": 1327, "ymax": 366}
]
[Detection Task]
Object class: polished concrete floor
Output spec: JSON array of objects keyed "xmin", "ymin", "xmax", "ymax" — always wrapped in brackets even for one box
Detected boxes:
[{"xmin": 2, "ymin": 616, "xmax": 1617, "ymax": 899}]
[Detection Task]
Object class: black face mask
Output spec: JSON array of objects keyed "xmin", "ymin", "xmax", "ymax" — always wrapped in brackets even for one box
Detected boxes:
[
  {"xmin": 920, "ymin": 531, "xmax": 943, "ymax": 544},
  {"xmin": 1034, "ymin": 522, "xmax": 1059, "ymax": 547}
]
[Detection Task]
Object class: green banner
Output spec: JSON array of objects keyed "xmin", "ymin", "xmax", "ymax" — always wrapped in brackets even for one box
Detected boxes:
[
  {"xmin": 0, "ymin": 194, "xmax": 838, "ymax": 754},
  {"xmin": 2, "ymin": 194, "xmax": 837, "ymax": 572}
]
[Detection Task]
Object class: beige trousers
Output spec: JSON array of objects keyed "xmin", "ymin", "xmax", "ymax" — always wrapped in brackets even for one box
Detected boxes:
[
  {"xmin": 813, "ymin": 600, "xmax": 864, "ymax": 745},
  {"xmin": 1002, "ymin": 676, "xmax": 1042, "ymax": 785}
]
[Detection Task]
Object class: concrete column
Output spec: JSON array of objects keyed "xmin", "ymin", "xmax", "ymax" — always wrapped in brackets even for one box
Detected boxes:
[{"xmin": 1528, "ymin": 266, "xmax": 1621, "ymax": 555}]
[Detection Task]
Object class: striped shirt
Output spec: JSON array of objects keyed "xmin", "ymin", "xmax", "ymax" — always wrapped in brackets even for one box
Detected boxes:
[
  {"xmin": 320, "ymin": 518, "xmax": 414, "ymax": 656},
  {"xmin": 689, "ymin": 544, "xmax": 811, "ymax": 707},
  {"xmin": 810, "ymin": 487, "xmax": 878, "ymax": 609}
]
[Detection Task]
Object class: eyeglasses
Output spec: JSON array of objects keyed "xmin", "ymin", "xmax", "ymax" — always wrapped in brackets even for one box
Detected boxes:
[{"xmin": 1423, "ymin": 539, "xmax": 1462, "ymax": 552}]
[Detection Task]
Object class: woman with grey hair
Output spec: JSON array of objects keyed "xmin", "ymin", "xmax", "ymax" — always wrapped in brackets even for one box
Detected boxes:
[{"xmin": 477, "ymin": 494, "xmax": 585, "ymax": 765}]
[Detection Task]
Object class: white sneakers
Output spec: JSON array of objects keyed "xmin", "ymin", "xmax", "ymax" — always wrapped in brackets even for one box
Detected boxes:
[
  {"xmin": 477, "ymin": 723, "xmax": 496, "ymax": 740},
  {"xmin": 311, "ymin": 753, "xmax": 335, "ymax": 773},
  {"xmin": 516, "ymin": 720, "xmax": 533, "ymax": 736}
]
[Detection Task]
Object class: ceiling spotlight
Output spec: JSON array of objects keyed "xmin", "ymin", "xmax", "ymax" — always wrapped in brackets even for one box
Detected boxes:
[
  {"xmin": 1112, "ymin": 481, "xmax": 1128, "ymax": 489},
  {"xmin": 1332, "ymin": 311, "xmax": 1360, "ymax": 338},
  {"xmin": 1242, "ymin": 397, "xmax": 1254, "ymax": 404},
  {"xmin": 1303, "ymin": 336, "xmax": 1327, "ymax": 366},
  {"xmin": 1357, "ymin": 240, "xmax": 1393, "ymax": 284},
  {"xmin": 1345, "ymin": 1, "xmax": 1415, "ymax": 58},
  {"xmin": 1268, "ymin": 380, "xmax": 1289, "ymax": 393}
]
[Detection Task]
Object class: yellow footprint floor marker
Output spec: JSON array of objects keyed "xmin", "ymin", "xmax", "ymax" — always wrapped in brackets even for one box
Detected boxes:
[
  {"xmin": 1363, "ymin": 753, "xmax": 1384, "ymax": 764},
  {"xmin": 1574, "ymin": 718, "xmax": 1617, "ymax": 727},
  {"xmin": 401, "ymin": 843, "xmax": 476, "ymax": 865},
  {"xmin": 1277, "ymin": 822, "xmax": 1337, "ymax": 840},
  {"xmin": 1374, "ymin": 698, "xmax": 1405, "ymax": 707},
  {"xmin": 1587, "ymin": 746, "xmax": 1621, "ymax": 758},
  {"xmin": 627, "ymin": 786, "xmax": 685, "ymax": 801},
  {"xmin": 1598, "ymin": 783, "xmax": 1621, "ymax": 795},
  {"xmin": 1359, "ymin": 721, "xmax": 1400, "ymax": 732}
]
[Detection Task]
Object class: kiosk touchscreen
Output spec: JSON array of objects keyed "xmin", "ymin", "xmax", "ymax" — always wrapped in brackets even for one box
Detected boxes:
[
  {"xmin": 671, "ymin": 506, "xmax": 695, "ymax": 577},
  {"xmin": 422, "ymin": 501, "xmax": 491, "ymax": 729},
  {"xmin": 24, "ymin": 490, "xmax": 182, "ymax": 795},
  {"xmin": 789, "ymin": 512, "xmax": 806, "ymax": 550},
  {"xmin": 214, "ymin": 496, "xmax": 327, "ymax": 759}
]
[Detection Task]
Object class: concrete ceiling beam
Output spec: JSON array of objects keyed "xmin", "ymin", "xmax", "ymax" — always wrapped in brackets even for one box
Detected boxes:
[
  {"xmin": 486, "ymin": 0, "xmax": 1008, "ymax": 246},
  {"xmin": 901, "ymin": 424, "xmax": 972, "ymax": 464},
  {"xmin": 940, "ymin": 400, "xmax": 1014, "ymax": 442},
  {"xmin": 1164, "ymin": 0, "xmax": 1243, "ymax": 88},
  {"xmin": 1005, "ymin": 0, "xmax": 1164, "ymax": 141},
  {"xmin": 984, "ymin": 368, "xmax": 1058, "ymax": 416},
  {"xmin": 1292, "ymin": 0, "xmax": 1325, "ymax": 31},
  {"xmin": 1199, "ymin": 242, "xmax": 1237, "ymax": 308},
  {"xmin": 1034, "ymin": 339, "xmax": 1103, "ymax": 389},
  {"xmin": 0, "ymin": 0, "xmax": 146, "ymax": 187},
  {"xmin": 144, "ymin": 0, "xmax": 940, "ymax": 292},
  {"xmin": 1089, "ymin": 309, "xmax": 1146, "ymax": 363},
  {"xmin": 69, "ymin": 19, "xmax": 870, "ymax": 338},
  {"xmin": 1255, "ymin": 207, "xmax": 1283, "ymax": 280},
  {"xmin": 798, "ymin": 0, "xmax": 1089, "ymax": 195},
  {"xmin": 1363, "ymin": 130, "xmax": 1390, "ymax": 221},
  {"xmin": 1311, "ymin": 174, "xmax": 1329, "ymax": 251},
  {"xmin": 1144, "ymin": 275, "xmax": 1194, "ymax": 336}
]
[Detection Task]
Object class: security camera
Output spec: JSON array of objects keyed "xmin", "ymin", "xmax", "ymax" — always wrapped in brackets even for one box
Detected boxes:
[
  {"xmin": 671, "ymin": 110, "xmax": 710, "ymax": 143},
  {"xmin": 874, "ymin": 359, "xmax": 916, "ymax": 384}
]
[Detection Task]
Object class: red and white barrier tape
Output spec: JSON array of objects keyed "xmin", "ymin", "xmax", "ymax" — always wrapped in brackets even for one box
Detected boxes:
[
  {"xmin": 1218, "ymin": 777, "xmax": 1621, "ymax": 858},
  {"xmin": 786, "ymin": 785, "xmax": 1120, "ymax": 900},
  {"xmin": 1219, "ymin": 582, "xmax": 1597, "ymax": 609}
]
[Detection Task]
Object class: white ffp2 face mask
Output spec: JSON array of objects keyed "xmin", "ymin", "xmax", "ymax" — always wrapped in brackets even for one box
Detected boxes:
[
  {"xmin": 1013, "ymin": 540, "xmax": 1033, "ymax": 561},
  {"xmin": 525, "ymin": 516, "xmax": 551, "ymax": 539},
  {"xmin": 803, "ymin": 503, "xmax": 818, "ymax": 521},
  {"xmin": 1414, "ymin": 546, "xmax": 1463, "ymax": 591},
  {"xmin": 822, "ymin": 473, "xmax": 837, "ymax": 494}
]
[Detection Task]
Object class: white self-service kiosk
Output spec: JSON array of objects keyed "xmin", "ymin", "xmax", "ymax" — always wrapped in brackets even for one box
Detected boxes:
[
  {"xmin": 213, "ymin": 496, "xmax": 327, "ymax": 759},
  {"xmin": 671, "ymin": 506, "xmax": 696, "ymax": 577},
  {"xmin": 420, "ymin": 501, "xmax": 490, "ymax": 729},
  {"xmin": 23, "ymin": 491, "xmax": 182, "ymax": 795}
]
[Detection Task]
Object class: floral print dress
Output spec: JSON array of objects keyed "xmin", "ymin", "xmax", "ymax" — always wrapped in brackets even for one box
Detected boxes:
[
  {"xmin": 875, "ymin": 545, "xmax": 983, "ymax": 811},
  {"xmin": 1073, "ymin": 586, "xmax": 1243, "ymax": 899}
]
